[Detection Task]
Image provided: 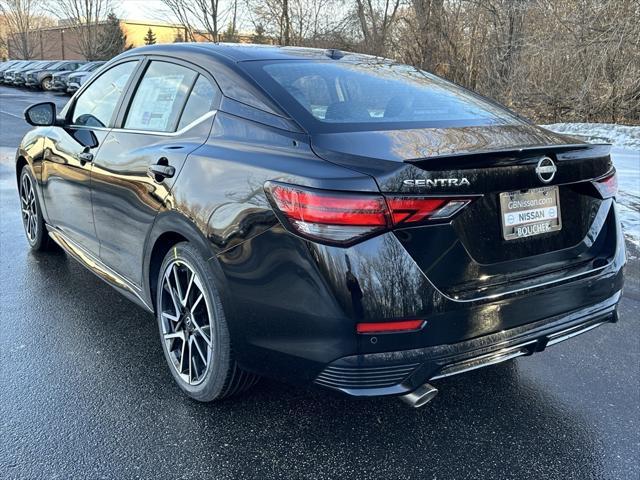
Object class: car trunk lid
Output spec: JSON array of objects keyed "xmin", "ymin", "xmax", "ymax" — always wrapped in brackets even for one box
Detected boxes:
[{"xmin": 310, "ymin": 124, "xmax": 615, "ymax": 299}]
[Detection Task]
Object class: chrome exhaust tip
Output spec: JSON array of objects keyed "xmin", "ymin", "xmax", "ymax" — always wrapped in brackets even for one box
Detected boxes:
[{"xmin": 400, "ymin": 383, "xmax": 438, "ymax": 408}]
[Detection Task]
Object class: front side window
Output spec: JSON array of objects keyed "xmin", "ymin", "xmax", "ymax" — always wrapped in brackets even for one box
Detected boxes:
[
  {"xmin": 124, "ymin": 61, "xmax": 197, "ymax": 132},
  {"xmin": 72, "ymin": 61, "xmax": 138, "ymax": 127}
]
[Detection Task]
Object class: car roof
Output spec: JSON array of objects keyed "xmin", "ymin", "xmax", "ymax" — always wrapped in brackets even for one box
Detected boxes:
[{"xmin": 121, "ymin": 42, "xmax": 378, "ymax": 63}]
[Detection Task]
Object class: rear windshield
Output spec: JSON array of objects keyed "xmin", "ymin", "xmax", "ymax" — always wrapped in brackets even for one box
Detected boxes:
[{"xmin": 251, "ymin": 60, "xmax": 522, "ymax": 131}]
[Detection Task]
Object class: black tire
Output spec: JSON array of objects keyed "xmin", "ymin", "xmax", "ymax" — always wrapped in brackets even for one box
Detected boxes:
[
  {"xmin": 156, "ymin": 241, "xmax": 258, "ymax": 401},
  {"xmin": 19, "ymin": 165, "xmax": 54, "ymax": 251},
  {"xmin": 40, "ymin": 76, "xmax": 53, "ymax": 91}
]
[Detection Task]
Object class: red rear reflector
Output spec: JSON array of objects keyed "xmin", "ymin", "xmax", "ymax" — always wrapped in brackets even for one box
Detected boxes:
[{"xmin": 356, "ymin": 320, "xmax": 425, "ymax": 334}]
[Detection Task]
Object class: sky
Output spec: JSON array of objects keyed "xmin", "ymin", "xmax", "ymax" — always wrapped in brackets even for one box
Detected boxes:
[
  {"xmin": 116, "ymin": 0, "xmax": 252, "ymax": 31},
  {"xmin": 117, "ymin": 0, "xmax": 174, "ymax": 23}
]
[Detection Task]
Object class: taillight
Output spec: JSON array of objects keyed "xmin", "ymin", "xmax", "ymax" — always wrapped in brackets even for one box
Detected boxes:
[
  {"xmin": 265, "ymin": 181, "xmax": 472, "ymax": 246},
  {"xmin": 593, "ymin": 172, "xmax": 618, "ymax": 199}
]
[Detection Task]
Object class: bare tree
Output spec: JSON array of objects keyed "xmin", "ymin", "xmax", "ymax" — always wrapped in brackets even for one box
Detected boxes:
[
  {"xmin": 246, "ymin": 0, "xmax": 290, "ymax": 45},
  {"xmin": 354, "ymin": 0, "xmax": 403, "ymax": 56},
  {"xmin": 0, "ymin": 0, "xmax": 51, "ymax": 59},
  {"xmin": 47, "ymin": 0, "xmax": 114, "ymax": 60},
  {"xmin": 247, "ymin": 0, "xmax": 349, "ymax": 47},
  {"xmin": 160, "ymin": 0, "xmax": 230, "ymax": 41}
]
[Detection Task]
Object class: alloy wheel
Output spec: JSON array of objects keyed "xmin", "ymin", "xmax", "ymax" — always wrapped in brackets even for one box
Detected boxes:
[
  {"xmin": 20, "ymin": 173, "xmax": 38, "ymax": 242},
  {"xmin": 42, "ymin": 77, "xmax": 52, "ymax": 90},
  {"xmin": 160, "ymin": 259, "xmax": 213, "ymax": 385}
]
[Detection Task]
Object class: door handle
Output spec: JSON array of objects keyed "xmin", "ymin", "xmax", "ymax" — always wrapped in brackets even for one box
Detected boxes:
[
  {"xmin": 148, "ymin": 164, "xmax": 175, "ymax": 181},
  {"xmin": 77, "ymin": 151, "xmax": 93, "ymax": 163}
]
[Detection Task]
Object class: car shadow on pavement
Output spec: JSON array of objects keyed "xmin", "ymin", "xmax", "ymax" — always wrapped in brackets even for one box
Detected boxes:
[{"xmin": 14, "ymin": 247, "xmax": 604, "ymax": 479}]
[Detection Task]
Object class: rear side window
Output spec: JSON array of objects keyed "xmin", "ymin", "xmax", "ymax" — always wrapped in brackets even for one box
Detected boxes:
[
  {"xmin": 125, "ymin": 61, "xmax": 197, "ymax": 132},
  {"xmin": 72, "ymin": 61, "xmax": 138, "ymax": 127},
  {"xmin": 177, "ymin": 75, "xmax": 220, "ymax": 130}
]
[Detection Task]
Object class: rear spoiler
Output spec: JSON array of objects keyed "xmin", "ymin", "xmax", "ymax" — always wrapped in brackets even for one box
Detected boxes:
[{"xmin": 405, "ymin": 143, "xmax": 612, "ymax": 170}]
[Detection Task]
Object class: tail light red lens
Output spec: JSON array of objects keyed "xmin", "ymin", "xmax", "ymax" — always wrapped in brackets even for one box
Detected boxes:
[
  {"xmin": 265, "ymin": 182, "xmax": 472, "ymax": 246},
  {"xmin": 593, "ymin": 172, "xmax": 618, "ymax": 199}
]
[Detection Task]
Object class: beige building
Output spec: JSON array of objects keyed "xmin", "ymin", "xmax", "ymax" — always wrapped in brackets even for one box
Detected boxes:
[{"xmin": 6, "ymin": 20, "xmax": 199, "ymax": 60}]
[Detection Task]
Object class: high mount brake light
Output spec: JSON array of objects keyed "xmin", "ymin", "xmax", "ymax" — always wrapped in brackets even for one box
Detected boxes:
[
  {"xmin": 265, "ymin": 182, "xmax": 472, "ymax": 246},
  {"xmin": 593, "ymin": 172, "xmax": 618, "ymax": 199}
]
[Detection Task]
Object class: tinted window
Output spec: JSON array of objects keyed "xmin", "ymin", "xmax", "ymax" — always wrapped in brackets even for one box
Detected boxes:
[
  {"xmin": 72, "ymin": 61, "xmax": 137, "ymax": 127},
  {"xmin": 258, "ymin": 61, "xmax": 521, "ymax": 128},
  {"xmin": 87, "ymin": 62, "xmax": 105, "ymax": 72},
  {"xmin": 46, "ymin": 61, "xmax": 65, "ymax": 70},
  {"xmin": 125, "ymin": 61, "xmax": 197, "ymax": 132},
  {"xmin": 177, "ymin": 75, "xmax": 219, "ymax": 130}
]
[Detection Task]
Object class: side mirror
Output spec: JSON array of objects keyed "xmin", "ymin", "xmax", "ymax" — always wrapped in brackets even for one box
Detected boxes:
[{"xmin": 24, "ymin": 102, "xmax": 57, "ymax": 126}]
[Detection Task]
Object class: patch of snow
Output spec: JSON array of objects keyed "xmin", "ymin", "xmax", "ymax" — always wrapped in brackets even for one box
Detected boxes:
[
  {"xmin": 610, "ymin": 148, "xmax": 640, "ymax": 249},
  {"xmin": 541, "ymin": 123, "xmax": 640, "ymax": 149},
  {"xmin": 541, "ymin": 123, "xmax": 640, "ymax": 248}
]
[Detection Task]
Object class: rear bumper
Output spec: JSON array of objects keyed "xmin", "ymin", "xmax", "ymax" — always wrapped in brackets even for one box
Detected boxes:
[
  {"xmin": 217, "ymin": 200, "xmax": 625, "ymax": 396},
  {"xmin": 315, "ymin": 291, "xmax": 620, "ymax": 396}
]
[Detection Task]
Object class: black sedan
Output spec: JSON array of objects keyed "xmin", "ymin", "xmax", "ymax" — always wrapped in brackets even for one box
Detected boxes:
[{"xmin": 16, "ymin": 44, "xmax": 624, "ymax": 407}]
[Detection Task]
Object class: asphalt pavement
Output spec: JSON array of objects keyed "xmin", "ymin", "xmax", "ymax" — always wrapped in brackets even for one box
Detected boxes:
[{"xmin": 1, "ymin": 85, "xmax": 639, "ymax": 480}]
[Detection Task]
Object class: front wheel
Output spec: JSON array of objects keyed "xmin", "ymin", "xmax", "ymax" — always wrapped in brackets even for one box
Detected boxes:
[
  {"xmin": 40, "ymin": 76, "xmax": 53, "ymax": 91},
  {"xmin": 156, "ymin": 242, "xmax": 258, "ymax": 401},
  {"xmin": 19, "ymin": 165, "xmax": 53, "ymax": 251}
]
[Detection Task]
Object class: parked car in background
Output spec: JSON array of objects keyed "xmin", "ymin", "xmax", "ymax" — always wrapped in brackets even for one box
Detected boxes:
[
  {"xmin": 2, "ymin": 61, "xmax": 37, "ymax": 84},
  {"xmin": 66, "ymin": 63, "xmax": 106, "ymax": 94},
  {"xmin": 25, "ymin": 60, "xmax": 85, "ymax": 90},
  {"xmin": 0, "ymin": 60, "xmax": 20, "ymax": 74},
  {"xmin": 53, "ymin": 61, "xmax": 105, "ymax": 93},
  {"xmin": 0, "ymin": 60, "xmax": 21, "ymax": 82},
  {"xmin": 13, "ymin": 61, "xmax": 56, "ymax": 86}
]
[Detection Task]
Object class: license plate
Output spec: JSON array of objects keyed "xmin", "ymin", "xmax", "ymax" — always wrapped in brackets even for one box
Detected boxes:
[{"xmin": 499, "ymin": 186, "xmax": 562, "ymax": 240}]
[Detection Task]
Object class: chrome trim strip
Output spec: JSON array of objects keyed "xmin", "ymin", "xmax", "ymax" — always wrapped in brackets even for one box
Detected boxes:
[
  {"xmin": 431, "ymin": 317, "xmax": 610, "ymax": 380},
  {"xmin": 66, "ymin": 111, "xmax": 217, "ymax": 137},
  {"xmin": 430, "ymin": 341, "xmax": 537, "ymax": 380},
  {"xmin": 47, "ymin": 227, "xmax": 153, "ymax": 312},
  {"xmin": 110, "ymin": 110, "xmax": 217, "ymax": 137},
  {"xmin": 546, "ymin": 321, "xmax": 606, "ymax": 346}
]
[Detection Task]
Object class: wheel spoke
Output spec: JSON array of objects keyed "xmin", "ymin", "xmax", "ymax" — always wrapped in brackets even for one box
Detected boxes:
[
  {"xmin": 163, "ymin": 331, "xmax": 184, "ymax": 341},
  {"xmin": 161, "ymin": 311, "xmax": 179, "ymax": 322},
  {"xmin": 182, "ymin": 271, "xmax": 194, "ymax": 307},
  {"xmin": 193, "ymin": 335, "xmax": 208, "ymax": 364},
  {"xmin": 163, "ymin": 269, "xmax": 180, "ymax": 316},
  {"xmin": 172, "ymin": 264, "xmax": 184, "ymax": 305},
  {"xmin": 190, "ymin": 293, "xmax": 204, "ymax": 314},
  {"xmin": 188, "ymin": 338, "xmax": 194, "ymax": 384},
  {"xmin": 191, "ymin": 317, "xmax": 211, "ymax": 346},
  {"xmin": 178, "ymin": 339, "xmax": 186, "ymax": 373}
]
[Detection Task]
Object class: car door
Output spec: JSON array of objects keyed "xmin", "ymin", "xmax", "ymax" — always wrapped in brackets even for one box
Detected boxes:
[
  {"xmin": 39, "ymin": 60, "xmax": 140, "ymax": 254},
  {"xmin": 91, "ymin": 58, "xmax": 221, "ymax": 286}
]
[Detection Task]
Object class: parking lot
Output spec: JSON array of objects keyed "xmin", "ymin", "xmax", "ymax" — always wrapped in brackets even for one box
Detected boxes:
[{"xmin": 0, "ymin": 85, "xmax": 638, "ymax": 479}]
